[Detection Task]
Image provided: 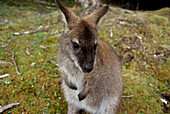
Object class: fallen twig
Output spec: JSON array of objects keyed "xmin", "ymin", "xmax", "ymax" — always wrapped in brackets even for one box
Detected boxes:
[
  {"xmin": 122, "ymin": 95, "xmax": 134, "ymax": 98},
  {"xmin": 110, "ymin": 28, "xmax": 113, "ymax": 37},
  {"xmin": 5, "ymin": 49, "xmax": 21, "ymax": 75},
  {"xmin": 30, "ymin": 30, "xmax": 59, "ymax": 52},
  {"xmin": 13, "ymin": 30, "xmax": 43, "ymax": 35},
  {"xmin": 160, "ymin": 98, "xmax": 168, "ymax": 105},
  {"xmin": 0, "ymin": 103, "xmax": 20, "ymax": 113},
  {"xmin": 135, "ymin": 33, "xmax": 142, "ymax": 41},
  {"xmin": 13, "ymin": 26, "xmax": 47, "ymax": 35},
  {"xmin": 11, "ymin": 51, "xmax": 21, "ymax": 75},
  {"xmin": 30, "ymin": 62, "xmax": 36, "ymax": 66},
  {"xmin": 26, "ymin": 47, "xmax": 31, "ymax": 55},
  {"xmin": 0, "ymin": 61, "xmax": 13, "ymax": 66},
  {"xmin": 35, "ymin": 0, "xmax": 56, "ymax": 6},
  {"xmin": 0, "ymin": 74, "xmax": 10, "ymax": 79},
  {"xmin": 39, "ymin": 45, "xmax": 48, "ymax": 51},
  {"xmin": 109, "ymin": 6, "xmax": 134, "ymax": 14},
  {"xmin": 51, "ymin": 60, "xmax": 59, "ymax": 67},
  {"xmin": 115, "ymin": 20, "xmax": 137, "ymax": 27},
  {"xmin": 0, "ymin": 19, "xmax": 13, "ymax": 26},
  {"xmin": 0, "ymin": 40, "xmax": 11, "ymax": 48}
]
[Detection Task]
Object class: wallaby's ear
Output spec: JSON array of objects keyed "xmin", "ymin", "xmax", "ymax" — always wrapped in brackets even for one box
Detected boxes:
[
  {"xmin": 55, "ymin": 0, "xmax": 79, "ymax": 27},
  {"xmin": 84, "ymin": 6, "xmax": 109, "ymax": 25}
]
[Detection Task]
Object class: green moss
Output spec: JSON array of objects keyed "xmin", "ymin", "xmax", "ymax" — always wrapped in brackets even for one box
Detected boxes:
[
  {"xmin": 0, "ymin": 1, "xmax": 169, "ymax": 113},
  {"xmin": 146, "ymin": 15, "xmax": 169, "ymax": 26}
]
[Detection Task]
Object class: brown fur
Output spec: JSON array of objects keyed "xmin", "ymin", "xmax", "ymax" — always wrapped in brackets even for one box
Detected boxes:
[
  {"xmin": 55, "ymin": 0, "xmax": 124, "ymax": 113},
  {"xmin": 79, "ymin": 55, "xmax": 134, "ymax": 101}
]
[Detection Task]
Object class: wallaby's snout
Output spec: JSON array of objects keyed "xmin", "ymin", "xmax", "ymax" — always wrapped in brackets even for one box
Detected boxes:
[
  {"xmin": 83, "ymin": 63, "xmax": 93, "ymax": 73},
  {"xmin": 82, "ymin": 55, "xmax": 95, "ymax": 73}
]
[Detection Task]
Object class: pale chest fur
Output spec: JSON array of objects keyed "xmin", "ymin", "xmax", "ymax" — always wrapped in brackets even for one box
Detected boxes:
[{"xmin": 57, "ymin": 50, "xmax": 98, "ymax": 113}]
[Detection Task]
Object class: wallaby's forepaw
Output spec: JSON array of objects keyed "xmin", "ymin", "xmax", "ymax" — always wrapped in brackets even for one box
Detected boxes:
[{"xmin": 78, "ymin": 93, "xmax": 86, "ymax": 101}]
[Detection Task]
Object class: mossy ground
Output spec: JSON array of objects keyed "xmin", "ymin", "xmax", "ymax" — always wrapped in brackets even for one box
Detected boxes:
[{"xmin": 0, "ymin": 0, "xmax": 169, "ymax": 113}]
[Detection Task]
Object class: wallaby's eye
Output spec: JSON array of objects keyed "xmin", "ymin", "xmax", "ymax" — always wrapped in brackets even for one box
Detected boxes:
[
  {"xmin": 94, "ymin": 43, "xmax": 98, "ymax": 50},
  {"xmin": 72, "ymin": 42, "xmax": 79, "ymax": 50}
]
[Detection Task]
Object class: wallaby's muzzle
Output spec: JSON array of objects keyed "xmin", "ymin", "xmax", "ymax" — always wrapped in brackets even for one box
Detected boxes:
[
  {"xmin": 78, "ymin": 51, "xmax": 95, "ymax": 73},
  {"xmin": 83, "ymin": 63, "xmax": 94, "ymax": 73},
  {"xmin": 78, "ymin": 46, "xmax": 97, "ymax": 73}
]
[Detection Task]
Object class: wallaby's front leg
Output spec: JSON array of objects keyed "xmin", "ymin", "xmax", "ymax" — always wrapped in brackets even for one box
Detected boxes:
[
  {"xmin": 78, "ymin": 86, "xmax": 89, "ymax": 101},
  {"xmin": 78, "ymin": 79, "xmax": 92, "ymax": 101},
  {"xmin": 78, "ymin": 76, "xmax": 96, "ymax": 101}
]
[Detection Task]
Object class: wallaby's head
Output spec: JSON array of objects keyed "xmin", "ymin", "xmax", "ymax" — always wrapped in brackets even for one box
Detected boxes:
[{"xmin": 55, "ymin": 0, "xmax": 109, "ymax": 73}]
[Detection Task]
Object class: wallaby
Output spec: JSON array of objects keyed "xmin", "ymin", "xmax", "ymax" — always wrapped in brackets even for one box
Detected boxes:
[{"xmin": 56, "ymin": 0, "xmax": 126, "ymax": 113}]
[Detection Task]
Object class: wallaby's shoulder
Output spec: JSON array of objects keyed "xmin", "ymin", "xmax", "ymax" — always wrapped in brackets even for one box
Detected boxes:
[{"xmin": 97, "ymin": 40, "xmax": 120, "ymax": 65}]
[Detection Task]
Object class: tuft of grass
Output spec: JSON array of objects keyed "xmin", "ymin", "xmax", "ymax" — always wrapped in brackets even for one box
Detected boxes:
[{"xmin": 0, "ymin": 0, "xmax": 169, "ymax": 113}]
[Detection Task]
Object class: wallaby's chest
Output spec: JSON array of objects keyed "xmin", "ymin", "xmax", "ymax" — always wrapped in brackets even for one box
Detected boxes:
[
  {"xmin": 58, "ymin": 56, "xmax": 84, "ymax": 90},
  {"xmin": 59, "ymin": 62, "xmax": 97, "ymax": 111}
]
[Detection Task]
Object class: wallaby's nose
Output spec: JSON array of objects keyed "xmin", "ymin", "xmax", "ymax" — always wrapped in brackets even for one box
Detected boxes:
[{"xmin": 84, "ymin": 64, "xmax": 93, "ymax": 73}]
